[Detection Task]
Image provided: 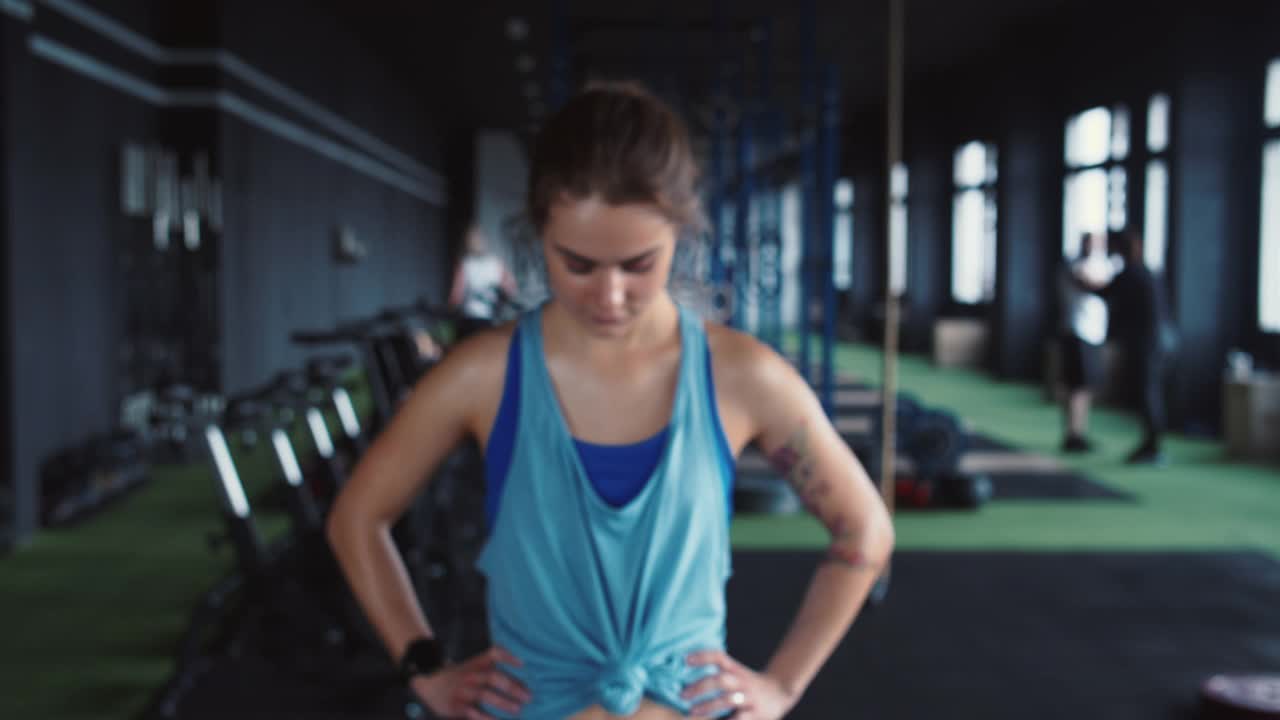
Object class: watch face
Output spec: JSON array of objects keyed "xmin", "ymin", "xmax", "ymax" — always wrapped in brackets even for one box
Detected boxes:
[{"xmin": 403, "ymin": 638, "xmax": 444, "ymax": 677}]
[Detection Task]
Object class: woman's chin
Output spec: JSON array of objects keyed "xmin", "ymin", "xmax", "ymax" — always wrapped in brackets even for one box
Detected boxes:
[{"xmin": 586, "ymin": 317, "xmax": 632, "ymax": 336}]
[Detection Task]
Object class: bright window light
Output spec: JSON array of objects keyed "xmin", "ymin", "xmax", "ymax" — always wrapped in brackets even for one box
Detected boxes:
[
  {"xmin": 1066, "ymin": 107, "xmax": 1112, "ymax": 167},
  {"xmin": 1148, "ymin": 93, "xmax": 1170, "ymax": 153}
]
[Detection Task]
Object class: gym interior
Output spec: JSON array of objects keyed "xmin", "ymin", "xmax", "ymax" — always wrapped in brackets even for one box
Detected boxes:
[{"xmin": 1, "ymin": 0, "xmax": 1279, "ymax": 718}]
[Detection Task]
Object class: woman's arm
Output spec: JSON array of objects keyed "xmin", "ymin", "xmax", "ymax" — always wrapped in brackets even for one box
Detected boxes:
[
  {"xmin": 500, "ymin": 265, "xmax": 518, "ymax": 297},
  {"xmin": 709, "ymin": 336, "xmax": 895, "ymax": 711},
  {"xmin": 756, "ymin": 408, "xmax": 895, "ymax": 700},
  {"xmin": 447, "ymin": 260, "xmax": 467, "ymax": 308},
  {"xmin": 1071, "ymin": 257, "xmax": 1112, "ymax": 292},
  {"xmin": 325, "ymin": 330, "xmax": 503, "ymax": 661}
]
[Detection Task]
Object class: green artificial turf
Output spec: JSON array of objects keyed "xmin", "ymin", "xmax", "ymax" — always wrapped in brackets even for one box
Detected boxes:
[{"xmin": 732, "ymin": 343, "xmax": 1280, "ymax": 556}]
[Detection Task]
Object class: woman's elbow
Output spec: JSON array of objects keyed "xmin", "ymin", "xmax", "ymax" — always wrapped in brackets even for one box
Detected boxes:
[
  {"xmin": 860, "ymin": 503, "xmax": 895, "ymax": 567},
  {"xmin": 325, "ymin": 481, "xmax": 398, "ymax": 551},
  {"xmin": 325, "ymin": 491, "xmax": 371, "ymax": 555},
  {"xmin": 325, "ymin": 496, "xmax": 353, "ymax": 552},
  {"xmin": 874, "ymin": 514, "xmax": 896, "ymax": 564}
]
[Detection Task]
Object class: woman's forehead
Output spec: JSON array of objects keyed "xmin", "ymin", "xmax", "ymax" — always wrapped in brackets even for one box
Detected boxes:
[{"xmin": 545, "ymin": 197, "xmax": 674, "ymax": 255}]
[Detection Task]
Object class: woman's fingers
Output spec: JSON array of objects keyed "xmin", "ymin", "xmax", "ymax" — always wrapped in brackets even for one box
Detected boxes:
[
  {"xmin": 490, "ymin": 646, "xmax": 524, "ymax": 667},
  {"xmin": 476, "ymin": 687, "xmax": 523, "ymax": 715},
  {"xmin": 486, "ymin": 668, "xmax": 532, "ymax": 703},
  {"xmin": 463, "ymin": 705, "xmax": 497, "ymax": 720},
  {"xmin": 687, "ymin": 649, "xmax": 747, "ymax": 674},
  {"xmin": 688, "ymin": 691, "xmax": 751, "ymax": 719},
  {"xmin": 682, "ymin": 667, "xmax": 741, "ymax": 699}
]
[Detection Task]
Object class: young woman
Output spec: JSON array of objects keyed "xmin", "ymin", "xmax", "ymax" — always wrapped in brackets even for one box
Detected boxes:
[{"xmin": 326, "ymin": 82, "xmax": 894, "ymax": 720}]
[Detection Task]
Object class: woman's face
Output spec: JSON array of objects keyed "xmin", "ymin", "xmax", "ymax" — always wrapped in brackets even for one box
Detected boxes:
[
  {"xmin": 465, "ymin": 226, "xmax": 488, "ymax": 254},
  {"xmin": 541, "ymin": 196, "xmax": 677, "ymax": 337}
]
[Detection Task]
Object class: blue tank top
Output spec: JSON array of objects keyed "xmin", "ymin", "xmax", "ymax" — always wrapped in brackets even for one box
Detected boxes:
[
  {"xmin": 483, "ymin": 329, "xmax": 735, "ymax": 529},
  {"xmin": 475, "ymin": 304, "xmax": 735, "ymax": 718}
]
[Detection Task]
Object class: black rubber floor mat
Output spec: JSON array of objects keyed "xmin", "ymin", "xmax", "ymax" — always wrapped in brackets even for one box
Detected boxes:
[
  {"xmin": 965, "ymin": 432, "xmax": 1016, "ymax": 452},
  {"xmin": 964, "ymin": 433, "xmax": 1135, "ymax": 501},
  {"xmin": 165, "ymin": 652, "xmax": 414, "ymax": 719},
  {"xmin": 166, "ymin": 551, "xmax": 1280, "ymax": 719},
  {"xmin": 984, "ymin": 469, "xmax": 1135, "ymax": 501},
  {"xmin": 727, "ymin": 550, "xmax": 1280, "ymax": 720}
]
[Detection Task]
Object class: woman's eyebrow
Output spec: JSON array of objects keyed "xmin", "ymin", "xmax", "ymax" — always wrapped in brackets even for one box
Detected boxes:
[{"xmin": 553, "ymin": 245, "xmax": 660, "ymax": 265}]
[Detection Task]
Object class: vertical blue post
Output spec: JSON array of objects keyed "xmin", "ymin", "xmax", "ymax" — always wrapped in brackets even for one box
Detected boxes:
[
  {"xmin": 755, "ymin": 106, "xmax": 782, "ymax": 352},
  {"xmin": 709, "ymin": 104, "xmax": 726, "ymax": 292},
  {"xmin": 819, "ymin": 64, "xmax": 841, "ymax": 417},
  {"xmin": 547, "ymin": 0, "xmax": 571, "ymax": 111},
  {"xmin": 762, "ymin": 111, "xmax": 784, "ymax": 352},
  {"xmin": 707, "ymin": 0, "xmax": 728, "ymax": 300},
  {"xmin": 756, "ymin": 21, "xmax": 778, "ymax": 348},
  {"xmin": 733, "ymin": 92, "xmax": 753, "ymax": 330},
  {"xmin": 798, "ymin": 0, "xmax": 817, "ymax": 382}
]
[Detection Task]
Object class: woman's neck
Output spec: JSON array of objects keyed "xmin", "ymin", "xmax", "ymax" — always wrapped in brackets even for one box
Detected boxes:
[{"xmin": 545, "ymin": 295, "xmax": 679, "ymax": 360}]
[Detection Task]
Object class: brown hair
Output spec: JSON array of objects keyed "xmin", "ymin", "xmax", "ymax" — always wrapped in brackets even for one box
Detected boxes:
[{"xmin": 527, "ymin": 81, "xmax": 704, "ymax": 236}]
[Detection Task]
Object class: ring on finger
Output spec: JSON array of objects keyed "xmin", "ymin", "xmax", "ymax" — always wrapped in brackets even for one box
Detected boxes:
[{"xmin": 729, "ymin": 691, "xmax": 747, "ymax": 706}]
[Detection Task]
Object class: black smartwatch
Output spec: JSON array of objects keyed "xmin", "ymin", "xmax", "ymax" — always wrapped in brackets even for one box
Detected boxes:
[{"xmin": 398, "ymin": 637, "xmax": 446, "ymax": 682}]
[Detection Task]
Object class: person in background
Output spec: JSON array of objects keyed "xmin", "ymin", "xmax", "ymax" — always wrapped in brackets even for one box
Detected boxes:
[
  {"xmin": 1104, "ymin": 229, "xmax": 1174, "ymax": 465},
  {"xmin": 1057, "ymin": 231, "xmax": 1120, "ymax": 453},
  {"xmin": 449, "ymin": 223, "xmax": 519, "ymax": 321}
]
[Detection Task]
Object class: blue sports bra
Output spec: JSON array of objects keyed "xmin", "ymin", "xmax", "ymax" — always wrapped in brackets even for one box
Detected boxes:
[{"xmin": 483, "ymin": 328, "xmax": 735, "ymax": 529}]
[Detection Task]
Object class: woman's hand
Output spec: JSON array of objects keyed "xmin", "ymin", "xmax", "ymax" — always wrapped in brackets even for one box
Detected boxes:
[
  {"xmin": 411, "ymin": 646, "xmax": 531, "ymax": 719},
  {"xmin": 683, "ymin": 650, "xmax": 798, "ymax": 719}
]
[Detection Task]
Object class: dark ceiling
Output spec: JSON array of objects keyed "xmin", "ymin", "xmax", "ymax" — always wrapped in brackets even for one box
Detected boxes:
[{"xmin": 330, "ymin": 0, "xmax": 1087, "ymax": 142}]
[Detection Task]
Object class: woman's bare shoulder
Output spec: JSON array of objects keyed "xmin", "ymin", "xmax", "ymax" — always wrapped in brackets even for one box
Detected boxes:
[
  {"xmin": 703, "ymin": 321, "xmax": 794, "ymax": 396},
  {"xmin": 435, "ymin": 320, "xmax": 519, "ymax": 387}
]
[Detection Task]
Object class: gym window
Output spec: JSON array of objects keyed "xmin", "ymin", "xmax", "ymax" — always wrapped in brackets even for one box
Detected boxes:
[
  {"xmin": 833, "ymin": 179, "xmax": 854, "ymax": 291},
  {"xmin": 1144, "ymin": 93, "xmax": 1170, "ymax": 271},
  {"xmin": 1063, "ymin": 104, "xmax": 1129, "ymax": 258},
  {"xmin": 1259, "ymin": 60, "xmax": 1280, "ymax": 332},
  {"xmin": 889, "ymin": 163, "xmax": 908, "ymax": 294},
  {"xmin": 951, "ymin": 141, "xmax": 998, "ymax": 304}
]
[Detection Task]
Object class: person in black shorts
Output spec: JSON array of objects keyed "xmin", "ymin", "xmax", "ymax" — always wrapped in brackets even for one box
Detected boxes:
[{"xmin": 1057, "ymin": 232, "xmax": 1118, "ymax": 452}]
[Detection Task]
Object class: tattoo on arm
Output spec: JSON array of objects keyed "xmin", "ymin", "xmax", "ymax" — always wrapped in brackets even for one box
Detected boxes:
[
  {"xmin": 823, "ymin": 516, "xmax": 871, "ymax": 570},
  {"xmin": 767, "ymin": 423, "xmax": 828, "ymax": 514},
  {"xmin": 769, "ymin": 426, "xmax": 841, "ymax": 531},
  {"xmin": 825, "ymin": 546, "xmax": 871, "ymax": 569},
  {"xmin": 769, "ymin": 427, "xmax": 869, "ymax": 570}
]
